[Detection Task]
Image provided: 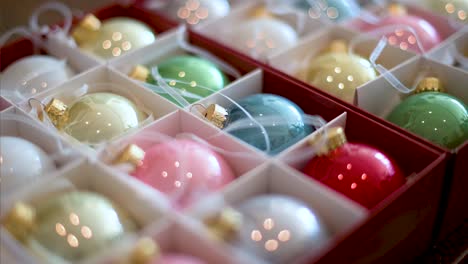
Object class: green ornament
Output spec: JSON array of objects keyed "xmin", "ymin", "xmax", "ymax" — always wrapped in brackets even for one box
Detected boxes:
[
  {"xmin": 387, "ymin": 78, "xmax": 468, "ymax": 149},
  {"xmin": 131, "ymin": 55, "xmax": 229, "ymax": 105}
]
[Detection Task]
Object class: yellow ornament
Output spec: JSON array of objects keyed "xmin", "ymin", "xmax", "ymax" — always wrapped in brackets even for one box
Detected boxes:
[
  {"xmin": 305, "ymin": 40, "xmax": 377, "ymax": 104},
  {"xmin": 44, "ymin": 92, "xmax": 147, "ymax": 145},
  {"xmin": 71, "ymin": 14, "xmax": 156, "ymax": 59}
]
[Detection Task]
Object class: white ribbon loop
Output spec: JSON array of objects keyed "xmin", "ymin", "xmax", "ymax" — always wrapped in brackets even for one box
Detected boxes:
[{"xmin": 350, "ymin": 24, "xmax": 428, "ymax": 94}]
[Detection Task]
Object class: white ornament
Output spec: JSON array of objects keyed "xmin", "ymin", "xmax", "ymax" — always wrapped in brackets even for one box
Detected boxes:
[
  {"xmin": 0, "ymin": 55, "xmax": 74, "ymax": 103},
  {"xmin": 236, "ymin": 195, "xmax": 329, "ymax": 263},
  {"xmin": 226, "ymin": 18, "xmax": 298, "ymax": 59},
  {"xmin": 0, "ymin": 136, "xmax": 55, "ymax": 195}
]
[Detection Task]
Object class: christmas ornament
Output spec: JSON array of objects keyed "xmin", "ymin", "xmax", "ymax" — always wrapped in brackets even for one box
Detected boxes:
[
  {"xmin": 206, "ymin": 195, "xmax": 328, "ymax": 263},
  {"xmin": 387, "ymin": 77, "xmax": 468, "ymax": 149},
  {"xmin": 203, "ymin": 94, "xmax": 312, "ymax": 155},
  {"xmin": 427, "ymin": 0, "xmax": 467, "ymax": 23},
  {"xmin": 296, "ymin": 0, "xmax": 360, "ymax": 22},
  {"xmin": 129, "ymin": 55, "xmax": 229, "ymax": 104},
  {"xmin": 225, "ymin": 17, "xmax": 298, "ymax": 59},
  {"xmin": 164, "ymin": 0, "xmax": 230, "ymax": 25},
  {"xmin": 305, "ymin": 40, "xmax": 377, "ymax": 104},
  {"xmin": 0, "ymin": 136, "xmax": 55, "ymax": 194},
  {"xmin": 44, "ymin": 92, "xmax": 146, "ymax": 145},
  {"xmin": 1, "ymin": 55, "xmax": 74, "ymax": 103},
  {"xmin": 71, "ymin": 14, "xmax": 156, "ymax": 59},
  {"xmin": 357, "ymin": 4, "xmax": 441, "ymax": 52},
  {"xmin": 128, "ymin": 237, "xmax": 206, "ymax": 264},
  {"xmin": 303, "ymin": 127, "xmax": 405, "ymax": 209},
  {"xmin": 114, "ymin": 139, "xmax": 235, "ymax": 208},
  {"xmin": 2, "ymin": 191, "xmax": 137, "ymax": 262}
]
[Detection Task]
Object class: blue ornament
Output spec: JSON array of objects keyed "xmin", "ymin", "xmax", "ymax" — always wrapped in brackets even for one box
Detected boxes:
[
  {"xmin": 296, "ymin": 0, "xmax": 360, "ymax": 22},
  {"xmin": 205, "ymin": 94, "xmax": 313, "ymax": 155}
]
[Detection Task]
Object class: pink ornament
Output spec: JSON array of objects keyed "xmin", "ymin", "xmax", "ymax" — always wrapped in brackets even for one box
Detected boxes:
[
  {"xmin": 358, "ymin": 14, "xmax": 441, "ymax": 53},
  {"xmin": 132, "ymin": 139, "xmax": 235, "ymax": 208},
  {"xmin": 151, "ymin": 254, "xmax": 207, "ymax": 264}
]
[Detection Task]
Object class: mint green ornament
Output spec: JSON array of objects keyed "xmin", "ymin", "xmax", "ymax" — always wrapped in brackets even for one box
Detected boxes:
[
  {"xmin": 387, "ymin": 78, "xmax": 468, "ymax": 149},
  {"xmin": 5, "ymin": 191, "xmax": 136, "ymax": 262},
  {"xmin": 130, "ymin": 55, "xmax": 229, "ymax": 106}
]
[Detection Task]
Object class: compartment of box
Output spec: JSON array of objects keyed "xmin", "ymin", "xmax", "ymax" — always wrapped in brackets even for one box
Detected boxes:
[
  {"xmin": 109, "ymin": 26, "xmax": 250, "ymax": 108},
  {"xmin": 268, "ymin": 25, "xmax": 415, "ymax": 105},
  {"xmin": 193, "ymin": 69, "xmax": 342, "ymax": 156},
  {"xmin": 0, "ymin": 107, "xmax": 82, "ymax": 197},
  {"xmin": 102, "ymin": 217, "xmax": 238, "ymax": 264},
  {"xmin": 187, "ymin": 162, "xmax": 367, "ymax": 264},
  {"xmin": 195, "ymin": 1, "xmax": 325, "ymax": 60},
  {"xmin": 20, "ymin": 66, "xmax": 178, "ymax": 153},
  {"xmin": 43, "ymin": 3, "xmax": 178, "ymax": 66},
  {"xmin": 345, "ymin": 2, "xmax": 460, "ymax": 55},
  {"xmin": 0, "ymin": 96, "xmax": 12, "ymax": 112},
  {"xmin": 0, "ymin": 159, "xmax": 170, "ymax": 264},
  {"xmin": 100, "ymin": 109, "xmax": 268, "ymax": 210}
]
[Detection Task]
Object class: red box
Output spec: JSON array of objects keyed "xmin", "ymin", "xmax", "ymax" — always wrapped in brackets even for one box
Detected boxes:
[{"xmin": 0, "ymin": 5, "xmax": 451, "ymax": 264}]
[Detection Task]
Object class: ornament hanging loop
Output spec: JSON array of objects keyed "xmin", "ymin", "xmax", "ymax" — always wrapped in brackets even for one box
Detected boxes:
[
  {"xmin": 189, "ymin": 103, "xmax": 207, "ymax": 114},
  {"xmin": 29, "ymin": 1, "xmax": 73, "ymax": 36},
  {"xmin": 350, "ymin": 24, "xmax": 428, "ymax": 94}
]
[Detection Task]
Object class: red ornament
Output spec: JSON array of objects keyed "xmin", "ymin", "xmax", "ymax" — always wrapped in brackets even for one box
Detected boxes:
[{"xmin": 302, "ymin": 128, "xmax": 405, "ymax": 209}]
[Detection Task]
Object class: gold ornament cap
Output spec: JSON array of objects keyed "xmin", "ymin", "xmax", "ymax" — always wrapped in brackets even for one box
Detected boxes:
[
  {"xmin": 249, "ymin": 6, "xmax": 274, "ymax": 19},
  {"xmin": 45, "ymin": 98, "xmax": 69, "ymax": 129},
  {"xmin": 308, "ymin": 127, "xmax": 347, "ymax": 156},
  {"xmin": 203, "ymin": 104, "xmax": 228, "ymax": 129},
  {"xmin": 113, "ymin": 144, "xmax": 146, "ymax": 168},
  {"xmin": 388, "ymin": 3, "xmax": 407, "ymax": 16},
  {"xmin": 130, "ymin": 237, "xmax": 160, "ymax": 264},
  {"xmin": 129, "ymin": 65, "xmax": 150, "ymax": 82},
  {"xmin": 203, "ymin": 207, "xmax": 242, "ymax": 242},
  {"xmin": 3, "ymin": 202, "xmax": 36, "ymax": 241},
  {"xmin": 72, "ymin": 14, "xmax": 101, "ymax": 45},
  {"xmin": 415, "ymin": 77, "xmax": 444, "ymax": 93},
  {"xmin": 325, "ymin": 40, "xmax": 348, "ymax": 54}
]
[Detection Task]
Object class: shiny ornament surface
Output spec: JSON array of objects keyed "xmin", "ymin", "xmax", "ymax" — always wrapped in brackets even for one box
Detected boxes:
[
  {"xmin": 74, "ymin": 17, "xmax": 155, "ymax": 59},
  {"xmin": 151, "ymin": 55, "xmax": 229, "ymax": 104},
  {"xmin": 165, "ymin": 0, "xmax": 230, "ymax": 25},
  {"xmin": 1, "ymin": 55, "xmax": 74, "ymax": 103},
  {"xmin": 131, "ymin": 139, "xmax": 235, "ymax": 208},
  {"xmin": 27, "ymin": 191, "xmax": 136, "ymax": 261},
  {"xmin": 152, "ymin": 254, "xmax": 207, "ymax": 264},
  {"xmin": 225, "ymin": 94, "xmax": 312, "ymax": 155},
  {"xmin": 306, "ymin": 52, "xmax": 377, "ymax": 104},
  {"xmin": 303, "ymin": 142, "xmax": 405, "ymax": 209},
  {"xmin": 387, "ymin": 92, "xmax": 468, "ymax": 149},
  {"xmin": 357, "ymin": 14, "xmax": 441, "ymax": 52},
  {"xmin": 235, "ymin": 195, "xmax": 328, "ymax": 263},
  {"xmin": 427, "ymin": 0, "xmax": 467, "ymax": 23},
  {"xmin": 64, "ymin": 92, "xmax": 146, "ymax": 144},
  {"xmin": 296, "ymin": 0, "xmax": 360, "ymax": 22},
  {"xmin": 0, "ymin": 136, "xmax": 55, "ymax": 194},
  {"xmin": 226, "ymin": 18, "xmax": 298, "ymax": 59}
]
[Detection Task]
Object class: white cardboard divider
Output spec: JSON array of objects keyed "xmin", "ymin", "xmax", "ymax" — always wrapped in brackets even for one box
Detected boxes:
[
  {"xmin": 269, "ymin": 25, "xmax": 415, "ymax": 83},
  {"xmin": 195, "ymin": 162, "xmax": 368, "ymax": 264},
  {"xmin": 277, "ymin": 112, "xmax": 348, "ymax": 170},
  {"xmin": 195, "ymin": 0, "xmax": 325, "ymax": 58},
  {"xmin": 0, "ymin": 159, "xmax": 171, "ymax": 264},
  {"xmin": 17, "ymin": 66, "xmax": 179, "ymax": 153},
  {"xmin": 429, "ymin": 29, "xmax": 468, "ymax": 71},
  {"xmin": 357, "ymin": 56, "xmax": 468, "ymax": 119}
]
